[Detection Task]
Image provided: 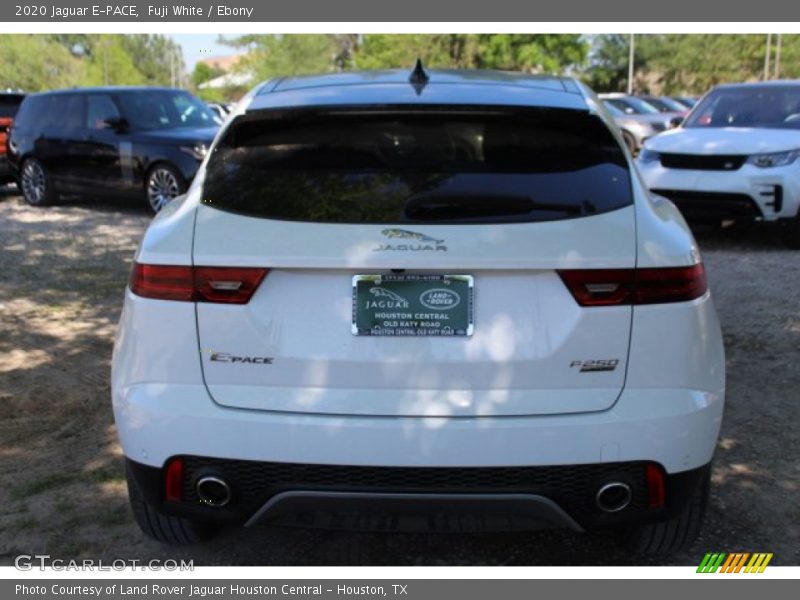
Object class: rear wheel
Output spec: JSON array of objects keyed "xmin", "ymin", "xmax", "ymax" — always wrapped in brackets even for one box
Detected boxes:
[
  {"xmin": 145, "ymin": 164, "xmax": 186, "ymax": 214},
  {"xmin": 618, "ymin": 466, "xmax": 710, "ymax": 556},
  {"xmin": 20, "ymin": 158, "xmax": 56, "ymax": 206},
  {"xmin": 126, "ymin": 464, "xmax": 217, "ymax": 544}
]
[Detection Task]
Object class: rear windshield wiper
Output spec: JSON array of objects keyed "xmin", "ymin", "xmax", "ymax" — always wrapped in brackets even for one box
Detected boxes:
[{"xmin": 403, "ymin": 195, "xmax": 588, "ymax": 221}]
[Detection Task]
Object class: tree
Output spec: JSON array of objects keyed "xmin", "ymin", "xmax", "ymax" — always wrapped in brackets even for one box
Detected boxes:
[
  {"xmin": 192, "ymin": 62, "xmax": 225, "ymax": 87},
  {"xmin": 119, "ymin": 35, "xmax": 185, "ymax": 86},
  {"xmin": 224, "ymin": 35, "xmax": 343, "ymax": 81},
  {"xmin": 84, "ymin": 35, "xmax": 145, "ymax": 86},
  {"xmin": 0, "ymin": 35, "xmax": 86, "ymax": 91},
  {"xmin": 475, "ymin": 34, "xmax": 587, "ymax": 72}
]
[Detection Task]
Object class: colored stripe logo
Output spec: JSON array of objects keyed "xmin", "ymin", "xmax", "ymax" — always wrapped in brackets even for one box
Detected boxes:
[{"xmin": 697, "ymin": 552, "xmax": 773, "ymax": 573}]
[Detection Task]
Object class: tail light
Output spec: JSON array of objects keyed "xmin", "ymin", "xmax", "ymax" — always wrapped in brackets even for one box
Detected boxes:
[
  {"xmin": 645, "ymin": 463, "xmax": 666, "ymax": 509},
  {"xmin": 558, "ymin": 264, "xmax": 707, "ymax": 306},
  {"xmin": 130, "ymin": 263, "xmax": 268, "ymax": 304},
  {"xmin": 164, "ymin": 457, "xmax": 184, "ymax": 503}
]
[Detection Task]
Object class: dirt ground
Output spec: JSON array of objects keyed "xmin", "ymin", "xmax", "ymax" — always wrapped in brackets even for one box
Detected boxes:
[{"xmin": 0, "ymin": 188, "xmax": 798, "ymax": 566}]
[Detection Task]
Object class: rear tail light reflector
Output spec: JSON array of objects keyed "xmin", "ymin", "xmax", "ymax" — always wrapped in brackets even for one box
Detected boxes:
[
  {"xmin": 164, "ymin": 457, "xmax": 184, "ymax": 503},
  {"xmin": 645, "ymin": 463, "xmax": 666, "ymax": 509}
]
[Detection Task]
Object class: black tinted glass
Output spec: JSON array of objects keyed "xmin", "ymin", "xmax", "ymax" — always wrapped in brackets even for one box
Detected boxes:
[
  {"xmin": 684, "ymin": 86, "xmax": 800, "ymax": 129},
  {"xmin": 203, "ymin": 107, "xmax": 632, "ymax": 224},
  {"xmin": 58, "ymin": 94, "xmax": 85, "ymax": 130},
  {"xmin": 116, "ymin": 90, "xmax": 217, "ymax": 131},
  {"xmin": 86, "ymin": 95, "xmax": 121, "ymax": 130},
  {"xmin": 13, "ymin": 96, "xmax": 50, "ymax": 129},
  {"xmin": 0, "ymin": 95, "xmax": 24, "ymax": 119}
]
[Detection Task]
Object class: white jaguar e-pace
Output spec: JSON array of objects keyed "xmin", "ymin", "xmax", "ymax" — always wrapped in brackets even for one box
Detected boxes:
[{"xmin": 112, "ymin": 65, "xmax": 725, "ymax": 555}]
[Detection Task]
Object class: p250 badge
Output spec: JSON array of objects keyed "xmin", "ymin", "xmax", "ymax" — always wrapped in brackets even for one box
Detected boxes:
[{"xmin": 570, "ymin": 359, "xmax": 619, "ymax": 373}]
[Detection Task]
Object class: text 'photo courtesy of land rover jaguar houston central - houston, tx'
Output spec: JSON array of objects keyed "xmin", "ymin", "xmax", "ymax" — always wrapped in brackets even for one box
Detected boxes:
[{"xmin": 111, "ymin": 65, "xmax": 725, "ymax": 555}]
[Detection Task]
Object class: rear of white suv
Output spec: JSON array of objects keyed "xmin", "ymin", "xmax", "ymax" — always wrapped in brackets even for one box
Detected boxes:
[{"xmin": 112, "ymin": 69, "xmax": 725, "ymax": 555}]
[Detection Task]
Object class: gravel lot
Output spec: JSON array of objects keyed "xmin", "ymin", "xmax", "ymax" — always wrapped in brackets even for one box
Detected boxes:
[{"xmin": 0, "ymin": 188, "xmax": 798, "ymax": 566}]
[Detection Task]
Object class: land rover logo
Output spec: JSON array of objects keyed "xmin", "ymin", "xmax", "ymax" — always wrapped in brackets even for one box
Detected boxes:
[
  {"xmin": 373, "ymin": 228, "xmax": 447, "ymax": 252},
  {"xmin": 419, "ymin": 288, "xmax": 461, "ymax": 310}
]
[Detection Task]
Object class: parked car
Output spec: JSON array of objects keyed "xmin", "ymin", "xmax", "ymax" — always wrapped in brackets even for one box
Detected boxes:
[
  {"xmin": 7, "ymin": 87, "xmax": 219, "ymax": 212},
  {"xmin": 671, "ymin": 96, "xmax": 699, "ymax": 109},
  {"xmin": 0, "ymin": 91, "xmax": 25, "ymax": 185},
  {"xmin": 638, "ymin": 95, "xmax": 690, "ymax": 116},
  {"xmin": 206, "ymin": 102, "xmax": 230, "ymax": 123},
  {"xmin": 599, "ymin": 93, "xmax": 662, "ymax": 116},
  {"xmin": 113, "ymin": 67, "xmax": 724, "ymax": 554},
  {"xmin": 602, "ymin": 100, "xmax": 672, "ymax": 154},
  {"xmin": 637, "ymin": 80, "xmax": 800, "ymax": 248}
]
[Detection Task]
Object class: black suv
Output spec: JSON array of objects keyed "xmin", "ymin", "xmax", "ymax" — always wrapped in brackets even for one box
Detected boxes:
[
  {"xmin": 0, "ymin": 91, "xmax": 26, "ymax": 185},
  {"xmin": 7, "ymin": 87, "xmax": 220, "ymax": 212}
]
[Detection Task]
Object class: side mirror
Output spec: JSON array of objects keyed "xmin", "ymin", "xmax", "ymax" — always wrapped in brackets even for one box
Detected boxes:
[
  {"xmin": 669, "ymin": 116, "xmax": 684, "ymax": 128},
  {"xmin": 102, "ymin": 117, "xmax": 129, "ymax": 133}
]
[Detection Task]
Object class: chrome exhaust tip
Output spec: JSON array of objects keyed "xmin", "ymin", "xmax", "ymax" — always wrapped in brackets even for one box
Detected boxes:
[
  {"xmin": 595, "ymin": 481, "xmax": 632, "ymax": 513},
  {"xmin": 196, "ymin": 476, "xmax": 231, "ymax": 507}
]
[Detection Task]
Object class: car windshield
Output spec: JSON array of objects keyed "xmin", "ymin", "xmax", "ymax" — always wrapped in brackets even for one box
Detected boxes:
[
  {"xmin": 116, "ymin": 90, "xmax": 218, "ymax": 131},
  {"xmin": 644, "ymin": 97, "xmax": 686, "ymax": 112},
  {"xmin": 203, "ymin": 106, "xmax": 632, "ymax": 224},
  {"xmin": 606, "ymin": 97, "xmax": 661, "ymax": 115},
  {"xmin": 684, "ymin": 86, "xmax": 800, "ymax": 129}
]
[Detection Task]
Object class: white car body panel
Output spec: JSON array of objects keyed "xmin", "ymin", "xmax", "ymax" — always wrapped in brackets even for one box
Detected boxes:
[
  {"xmin": 112, "ymin": 71, "xmax": 725, "ymax": 495},
  {"xmin": 638, "ymin": 108, "xmax": 800, "ymax": 223}
]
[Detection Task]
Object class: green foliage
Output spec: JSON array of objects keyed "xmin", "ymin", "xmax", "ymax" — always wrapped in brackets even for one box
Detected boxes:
[
  {"xmin": 192, "ymin": 62, "xmax": 225, "ymax": 87},
  {"xmin": 585, "ymin": 34, "xmax": 800, "ymax": 94},
  {"xmin": 226, "ymin": 35, "xmax": 344, "ymax": 81},
  {"xmin": 0, "ymin": 34, "xmax": 183, "ymax": 93},
  {"xmin": 0, "ymin": 35, "xmax": 85, "ymax": 91},
  {"xmin": 355, "ymin": 34, "xmax": 587, "ymax": 72},
  {"xmin": 84, "ymin": 35, "xmax": 145, "ymax": 86},
  {"xmin": 118, "ymin": 35, "xmax": 185, "ymax": 86}
]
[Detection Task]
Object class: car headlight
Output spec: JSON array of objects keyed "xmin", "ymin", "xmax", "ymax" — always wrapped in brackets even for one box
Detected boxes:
[
  {"xmin": 638, "ymin": 148, "xmax": 661, "ymax": 164},
  {"xmin": 746, "ymin": 149, "xmax": 799, "ymax": 168},
  {"xmin": 180, "ymin": 143, "xmax": 209, "ymax": 161}
]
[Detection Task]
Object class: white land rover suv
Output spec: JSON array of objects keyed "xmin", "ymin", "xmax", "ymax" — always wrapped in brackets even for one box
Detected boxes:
[
  {"xmin": 112, "ymin": 66, "xmax": 725, "ymax": 555},
  {"xmin": 637, "ymin": 81, "xmax": 800, "ymax": 248}
]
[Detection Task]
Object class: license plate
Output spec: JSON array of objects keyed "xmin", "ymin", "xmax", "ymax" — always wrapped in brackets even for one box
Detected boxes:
[{"xmin": 352, "ymin": 274, "xmax": 474, "ymax": 336}]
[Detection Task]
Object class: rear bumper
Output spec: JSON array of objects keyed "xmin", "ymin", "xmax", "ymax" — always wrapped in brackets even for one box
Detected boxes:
[
  {"xmin": 114, "ymin": 382, "xmax": 723, "ymax": 475},
  {"xmin": 126, "ymin": 456, "xmax": 710, "ymax": 532}
]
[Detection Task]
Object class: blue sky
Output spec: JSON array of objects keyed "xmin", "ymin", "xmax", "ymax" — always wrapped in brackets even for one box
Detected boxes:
[{"xmin": 169, "ymin": 34, "xmax": 244, "ymax": 70}]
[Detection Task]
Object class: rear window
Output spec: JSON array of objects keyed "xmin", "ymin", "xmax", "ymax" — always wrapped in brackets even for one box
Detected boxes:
[
  {"xmin": 0, "ymin": 94, "xmax": 25, "ymax": 119},
  {"xmin": 202, "ymin": 106, "xmax": 632, "ymax": 224},
  {"xmin": 13, "ymin": 95, "xmax": 58, "ymax": 130}
]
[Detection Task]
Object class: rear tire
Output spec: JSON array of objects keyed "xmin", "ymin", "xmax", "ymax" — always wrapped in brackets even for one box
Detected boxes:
[
  {"xmin": 126, "ymin": 464, "xmax": 217, "ymax": 545},
  {"xmin": 20, "ymin": 158, "xmax": 57, "ymax": 206},
  {"xmin": 618, "ymin": 466, "xmax": 710, "ymax": 556}
]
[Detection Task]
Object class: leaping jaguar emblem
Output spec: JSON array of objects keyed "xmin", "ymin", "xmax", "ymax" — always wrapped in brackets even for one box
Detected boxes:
[
  {"xmin": 381, "ymin": 228, "xmax": 444, "ymax": 244},
  {"xmin": 374, "ymin": 229, "xmax": 447, "ymax": 252},
  {"xmin": 365, "ymin": 287, "xmax": 409, "ymax": 309},
  {"xmin": 369, "ymin": 287, "xmax": 408, "ymax": 303}
]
